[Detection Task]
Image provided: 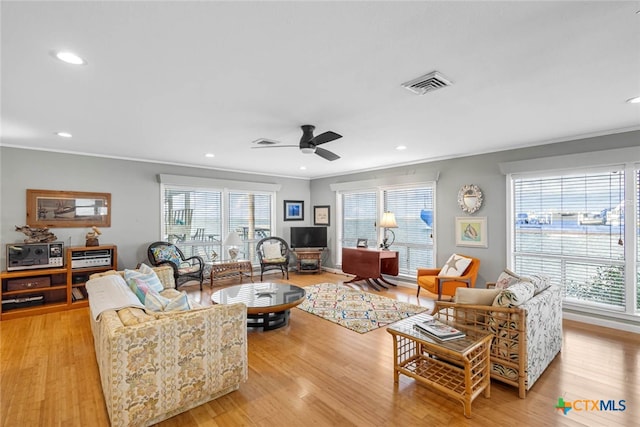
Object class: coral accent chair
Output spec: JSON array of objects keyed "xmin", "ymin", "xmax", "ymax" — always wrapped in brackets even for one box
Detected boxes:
[{"xmin": 416, "ymin": 255, "xmax": 480, "ymax": 300}]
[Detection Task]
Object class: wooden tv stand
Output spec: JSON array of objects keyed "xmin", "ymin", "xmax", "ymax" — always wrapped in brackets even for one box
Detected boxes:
[{"xmin": 293, "ymin": 250, "xmax": 323, "ymax": 274}]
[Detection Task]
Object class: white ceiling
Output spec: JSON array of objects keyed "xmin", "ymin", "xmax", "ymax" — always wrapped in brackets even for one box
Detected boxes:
[{"xmin": 2, "ymin": 1, "xmax": 639, "ymax": 179}]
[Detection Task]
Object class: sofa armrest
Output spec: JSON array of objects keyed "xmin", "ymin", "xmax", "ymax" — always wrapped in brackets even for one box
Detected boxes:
[
  {"xmin": 92, "ymin": 303, "xmax": 247, "ymax": 427},
  {"xmin": 520, "ymin": 285, "xmax": 563, "ymax": 389}
]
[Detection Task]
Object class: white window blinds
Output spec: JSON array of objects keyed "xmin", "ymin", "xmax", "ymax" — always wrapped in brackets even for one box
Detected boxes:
[
  {"xmin": 163, "ymin": 185, "xmax": 222, "ymax": 261},
  {"xmin": 384, "ymin": 186, "xmax": 434, "ymax": 275},
  {"xmin": 341, "ymin": 191, "xmax": 377, "ymax": 247},
  {"xmin": 513, "ymin": 170, "xmax": 626, "ymax": 307}
]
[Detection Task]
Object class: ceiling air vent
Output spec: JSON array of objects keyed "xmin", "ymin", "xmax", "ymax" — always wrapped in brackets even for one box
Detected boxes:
[
  {"xmin": 252, "ymin": 138, "xmax": 280, "ymax": 145},
  {"xmin": 401, "ymin": 71, "xmax": 453, "ymax": 95}
]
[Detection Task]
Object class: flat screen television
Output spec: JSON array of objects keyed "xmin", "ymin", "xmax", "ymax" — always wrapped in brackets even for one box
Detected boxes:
[{"xmin": 290, "ymin": 226, "xmax": 327, "ymax": 249}]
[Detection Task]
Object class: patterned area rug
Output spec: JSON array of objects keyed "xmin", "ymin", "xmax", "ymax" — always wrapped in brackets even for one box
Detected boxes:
[{"xmin": 297, "ymin": 283, "xmax": 429, "ymax": 333}]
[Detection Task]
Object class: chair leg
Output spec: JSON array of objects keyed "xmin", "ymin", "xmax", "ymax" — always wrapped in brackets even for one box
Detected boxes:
[{"xmin": 416, "ymin": 287, "xmax": 421, "ymax": 298}]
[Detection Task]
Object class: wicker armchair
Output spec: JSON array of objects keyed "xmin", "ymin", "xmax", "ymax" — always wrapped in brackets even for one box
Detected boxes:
[
  {"xmin": 147, "ymin": 241, "xmax": 204, "ymax": 290},
  {"xmin": 431, "ymin": 284, "xmax": 562, "ymax": 398},
  {"xmin": 256, "ymin": 236, "xmax": 290, "ymax": 281}
]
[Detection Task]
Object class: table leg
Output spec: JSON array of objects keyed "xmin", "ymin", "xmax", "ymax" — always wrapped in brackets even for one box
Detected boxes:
[
  {"xmin": 371, "ymin": 278, "xmax": 389, "ymax": 289},
  {"xmin": 378, "ymin": 276, "xmax": 397, "ymax": 287}
]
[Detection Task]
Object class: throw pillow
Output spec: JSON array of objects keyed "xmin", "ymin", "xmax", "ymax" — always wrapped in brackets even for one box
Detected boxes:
[
  {"xmin": 492, "ymin": 281, "xmax": 535, "ymax": 307},
  {"xmin": 145, "ymin": 289, "xmax": 191, "ymax": 312},
  {"xmin": 263, "ymin": 242, "xmax": 282, "ymax": 260},
  {"xmin": 439, "ymin": 254, "xmax": 472, "ymax": 277},
  {"xmin": 151, "ymin": 246, "xmax": 182, "ymax": 267},
  {"xmin": 124, "ymin": 264, "xmax": 164, "ymax": 303},
  {"xmin": 528, "ymin": 273, "xmax": 551, "ymax": 295},
  {"xmin": 495, "ymin": 269, "xmax": 522, "ymax": 289}
]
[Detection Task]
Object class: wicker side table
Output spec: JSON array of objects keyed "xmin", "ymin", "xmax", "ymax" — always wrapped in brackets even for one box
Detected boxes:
[
  {"xmin": 208, "ymin": 259, "xmax": 253, "ymax": 284},
  {"xmin": 386, "ymin": 313, "xmax": 492, "ymax": 418}
]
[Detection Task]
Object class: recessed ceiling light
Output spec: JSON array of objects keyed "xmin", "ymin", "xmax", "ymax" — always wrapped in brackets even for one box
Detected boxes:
[
  {"xmin": 299, "ymin": 166, "xmax": 307, "ymax": 170},
  {"xmin": 396, "ymin": 145, "xmax": 407, "ymax": 151},
  {"xmin": 55, "ymin": 131, "xmax": 72, "ymax": 138},
  {"xmin": 205, "ymin": 153, "xmax": 215, "ymax": 158},
  {"xmin": 52, "ymin": 50, "xmax": 86, "ymax": 65},
  {"xmin": 626, "ymin": 96, "xmax": 640, "ymax": 104}
]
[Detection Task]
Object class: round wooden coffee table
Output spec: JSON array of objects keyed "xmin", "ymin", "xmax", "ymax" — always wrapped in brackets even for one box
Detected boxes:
[{"xmin": 211, "ymin": 282, "xmax": 306, "ymax": 330}]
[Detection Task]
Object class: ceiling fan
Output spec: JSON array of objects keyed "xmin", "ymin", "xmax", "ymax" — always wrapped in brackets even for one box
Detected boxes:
[{"xmin": 253, "ymin": 125, "xmax": 342, "ymax": 161}]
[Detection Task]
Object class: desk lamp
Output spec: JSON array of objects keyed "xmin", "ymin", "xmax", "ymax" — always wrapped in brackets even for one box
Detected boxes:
[{"xmin": 379, "ymin": 212, "xmax": 398, "ymax": 250}]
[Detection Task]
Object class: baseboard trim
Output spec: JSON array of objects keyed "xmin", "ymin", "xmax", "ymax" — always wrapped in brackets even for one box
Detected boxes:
[{"xmin": 563, "ymin": 310, "xmax": 640, "ymax": 334}]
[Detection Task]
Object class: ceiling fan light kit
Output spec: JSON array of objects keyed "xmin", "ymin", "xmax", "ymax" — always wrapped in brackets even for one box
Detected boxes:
[{"xmin": 252, "ymin": 124, "xmax": 342, "ymax": 161}]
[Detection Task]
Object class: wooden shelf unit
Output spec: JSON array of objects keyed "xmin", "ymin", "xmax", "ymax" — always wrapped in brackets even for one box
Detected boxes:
[
  {"xmin": 294, "ymin": 250, "xmax": 323, "ymax": 274},
  {"xmin": 1, "ymin": 244, "xmax": 117, "ymax": 320}
]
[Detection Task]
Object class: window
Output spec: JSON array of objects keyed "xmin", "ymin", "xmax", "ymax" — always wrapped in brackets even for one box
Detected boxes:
[
  {"xmin": 228, "ymin": 191, "xmax": 273, "ymax": 263},
  {"xmin": 341, "ymin": 191, "xmax": 377, "ymax": 248},
  {"xmin": 163, "ymin": 186, "xmax": 222, "ymax": 261},
  {"xmin": 337, "ymin": 184, "xmax": 435, "ymax": 277},
  {"xmin": 384, "ymin": 187, "xmax": 434, "ymax": 274},
  {"xmin": 510, "ymin": 165, "xmax": 638, "ymax": 317},
  {"xmin": 161, "ymin": 182, "xmax": 275, "ymax": 266}
]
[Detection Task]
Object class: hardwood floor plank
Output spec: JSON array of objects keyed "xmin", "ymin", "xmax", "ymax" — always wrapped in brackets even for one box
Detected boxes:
[{"xmin": 1, "ymin": 272, "xmax": 639, "ymax": 426}]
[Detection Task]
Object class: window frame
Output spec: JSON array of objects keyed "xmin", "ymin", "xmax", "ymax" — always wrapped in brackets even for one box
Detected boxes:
[
  {"xmin": 335, "ymin": 182, "xmax": 436, "ymax": 278},
  {"xmin": 160, "ymin": 177, "xmax": 277, "ymax": 267},
  {"xmin": 506, "ymin": 162, "xmax": 639, "ymax": 321}
]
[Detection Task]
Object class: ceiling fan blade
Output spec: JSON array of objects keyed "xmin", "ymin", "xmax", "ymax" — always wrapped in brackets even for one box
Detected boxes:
[
  {"xmin": 251, "ymin": 145, "xmax": 298, "ymax": 149},
  {"xmin": 315, "ymin": 147, "xmax": 340, "ymax": 161},
  {"xmin": 311, "ymin": 131, "xmax": 342, "ymax": 146}
]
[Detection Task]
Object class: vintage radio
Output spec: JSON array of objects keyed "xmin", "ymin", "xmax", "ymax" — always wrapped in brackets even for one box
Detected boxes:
[
  {"xmin": 6, "ymin": 242, "xmax": 64, "ymax": 271},
  {"xmin": 71, "ymin": 248, "xmax": 112, "ymax": 269},
  {"xmin": 7, "ymin": 276, "xmax": 51, "ymax": 291}
]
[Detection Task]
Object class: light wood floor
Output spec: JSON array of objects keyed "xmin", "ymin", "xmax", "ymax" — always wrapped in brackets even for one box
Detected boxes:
[{"xmin": 1, "ymin": 271, "xmax": 639, "ymax": 426}]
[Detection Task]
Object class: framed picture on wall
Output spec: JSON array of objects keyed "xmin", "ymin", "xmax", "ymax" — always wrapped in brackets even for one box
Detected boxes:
[
  {"xmin": 313, "ymin": 205, "xmax": 330, "ymax": 226},
  {"xmin": 455, "ymin": 216, "xmax": 487, "ymax": 248},
  {"xmin": 284, "ymin": 200, "xmax": 304, "ymax": 221},
  {"xmin": 26, "ymin": 189, "xmax": 111, "ymax": 228}
]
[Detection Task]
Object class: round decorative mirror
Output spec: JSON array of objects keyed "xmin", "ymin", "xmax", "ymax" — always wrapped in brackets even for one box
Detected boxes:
[{"xmin": 458, "ymin": 184, "xmax": 483, "ymax": 214}]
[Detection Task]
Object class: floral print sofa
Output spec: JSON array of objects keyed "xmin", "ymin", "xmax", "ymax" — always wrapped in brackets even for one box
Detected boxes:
[
  {"xmin": 432, "ymin": 274, "xmax": 562, "ymax": 398},
  {"xmin": 86, "ymin": 265, "xmax": 247, "ymax": 427}
]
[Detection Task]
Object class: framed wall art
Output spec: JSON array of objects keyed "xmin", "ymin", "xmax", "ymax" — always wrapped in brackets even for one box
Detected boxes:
[
  {"xmin": 313, "ymin": 205, "xmax": 330, "ymax": 226},
  {"xmin": 455, "ymin": 216, "xmax": 487, "ymax": 248},
  {"xmin": 284, "ymin": 200, "xmax": 304, "ymax": 221},
  {"xmin": 27, "ymin": 189, "xmax": 111, "ymax": 228}
]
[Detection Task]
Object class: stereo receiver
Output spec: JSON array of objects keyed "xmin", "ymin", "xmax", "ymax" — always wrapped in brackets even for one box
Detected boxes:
[
  {"xmin": 6, "ymin": 242, "xmax": 64, "ymax": 271},
  {"xmin": 71, "ymin": 249, "xmax": 112, "ymax": 269}
]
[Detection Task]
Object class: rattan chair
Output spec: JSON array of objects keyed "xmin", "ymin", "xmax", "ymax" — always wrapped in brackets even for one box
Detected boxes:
[
  {"xmin": 147, "ymin": 241, "xmax": 204, "ymax": 289},
  {"xmin": 256, "ymin": 236, "xmax": 290, "ymax": 281}
]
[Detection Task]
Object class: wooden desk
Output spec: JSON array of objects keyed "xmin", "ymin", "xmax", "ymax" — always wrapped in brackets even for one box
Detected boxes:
[{"xmin": 341, "ymin": 247, "xmax": 398, "ymax": 290}]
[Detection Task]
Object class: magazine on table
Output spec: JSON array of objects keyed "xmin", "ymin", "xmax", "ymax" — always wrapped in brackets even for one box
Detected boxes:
[{"xmin": 413, "ymin": 319, "xmax": 465, "ymax": 341}]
